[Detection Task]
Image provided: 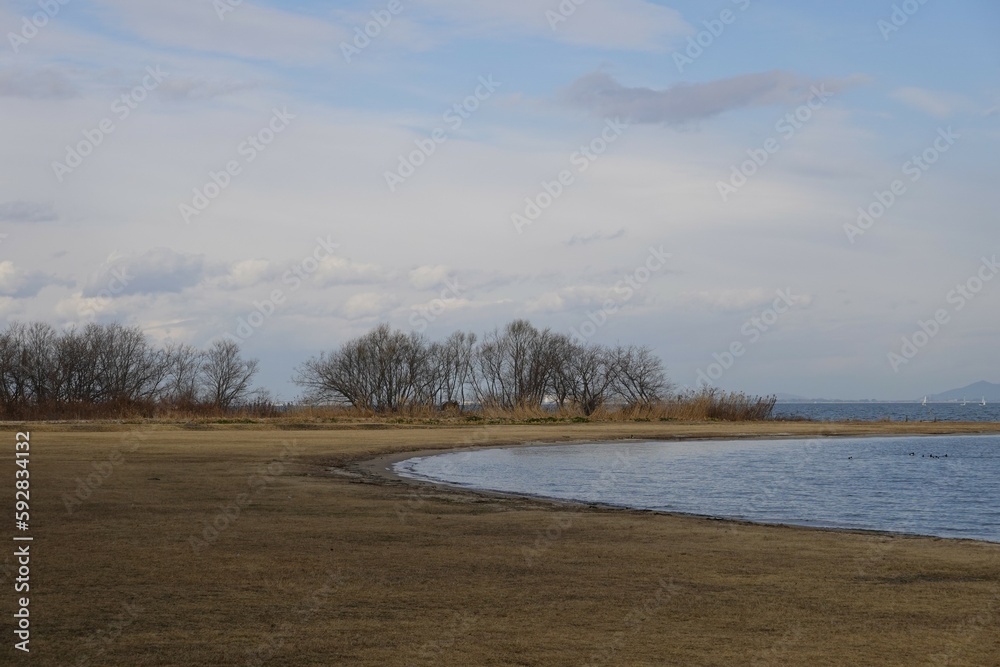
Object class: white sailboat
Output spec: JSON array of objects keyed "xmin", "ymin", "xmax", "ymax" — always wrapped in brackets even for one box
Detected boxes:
[
  {"xmin": 921, "ymin": 396, "xmax": 927, "ymax": 406},
  {"xmin": 982, "ymin": 397, "xmax": 987, "ymax": 406},
  {"xmin": 961, "ymin": 397, "xmax": 968, "ymax": 406}
]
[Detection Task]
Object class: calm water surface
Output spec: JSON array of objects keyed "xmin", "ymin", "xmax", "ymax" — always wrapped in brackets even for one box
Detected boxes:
[
  {"xmin": 774, "ymin": 402, "xmax": 1000, "ymax": 422},
  {"xmin": 395, "ymin": 436, "xmax": 1000, "ymax": 542}
]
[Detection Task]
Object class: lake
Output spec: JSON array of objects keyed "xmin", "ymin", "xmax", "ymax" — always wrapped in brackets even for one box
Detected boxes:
[
  {"xmin": 395, "ymin": 435, "xmax": 1000, "ymax": 543},
  {"xmin": 774, "ymin": 402, "xmax": 1000, "ymax": 422}
]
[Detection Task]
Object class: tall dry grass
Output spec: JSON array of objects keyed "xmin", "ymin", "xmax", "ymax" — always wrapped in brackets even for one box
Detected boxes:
[
  {"xmin": 278, "ymin": 389, "xmax": 779, "ymax": 424},
  {"xmin": 659, "ymin": 387, "xmax": 778, "ymax": 421},
  {"xmin": 3, "ymin": 388, "xmax": 779, "ymax": 423},
  {"xmin": 0, "ymin": 397, "xmax": 284, "ymax": 422}
]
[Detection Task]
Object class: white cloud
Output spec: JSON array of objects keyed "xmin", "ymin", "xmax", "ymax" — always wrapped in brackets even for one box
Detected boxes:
[
  {"xmin": 0, "ymin": 262, "xmax": 22, "ymax": 295},
  {"xmin": 678, "ymin": 289, "xmax": 813, "ymax": 313},
  {"xmin": 217, "ymin": 259, "xmax": 275, "ymax": 290},
  {"xmin": 409, "ymin": 296, "xmax": 473, "ymax": 315},
  {"xmin": 313, "ymin": 257, "xmax": 388, "ymax": 286},
  {"xmin": 409, "ymin": 265, "xmax": 451, "ymax": 289},
  {"xmin": 2, "ymin": 0, "xmax": 995, "ymax": 401},
  {"xmin": 526, "ymin": 285, "xmax": 622, "ymax": 313},
  {"xmin": 342, "ymin": 292, "xmax": 398, "ymax": 319},
  {"xmin": 683, "ymin": 288, "xmax": 770, "ymax": 312},
  {"xmin": 83, "ymin": 248, "xmax": 206, "ymax": 297},
  {"xmin": 890, "ymin": 87, "xmax": 975, "ymax": 118},
  {"xmin": 91, "ymin": 0, "xmax": 351, "ymax": 64},
  {"xmin": 0, "ymin": 261, "xmax": 66, "ymax": 297},
  {"xmin": 421, "ymin": 0, "xmax": 690, "ymax": 51}
]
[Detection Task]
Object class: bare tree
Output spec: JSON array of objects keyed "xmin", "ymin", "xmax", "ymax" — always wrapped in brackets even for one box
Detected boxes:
[
  {"xmin": 609, "ymin": 344, "xmax": 670, "ymax": 407},
  {"xmin": 294, "ymin": 324, "xmax": 431, "ymax": 412},
  {"xmin": 20, "ymin": 322, "xmax": 59, "ymax": 405},
  {"xmin": 94, "ymin": 323, "xmax": 169, "ymax": 403},
  {"xmin": 53, "ymin": 324, "xmax": 102, "ymax": 403},
  {"xmin": 162, "ymin": 343, "xmax": 204, "ymax": 405},
  {"xmin": 0, "ymin": 317, "xmax": 674, "ymax": 419},
  {"xmin": 555, "ymin": 342, "xmax": 617, "ymax": 415},
  {"xmin": 0, "ymin": 322, "xmax": 29, "ymax": 408},
  {"xmin": 202, "ymin": 339, "xmax": 259, "ymax": 411},
  {"xmin": 472, "ymin": 320, "xmax": 556, "ymax": 410},
  {"xmin": 294, "ymin": 348, "xmax": 365, "ymax": 408},
  {"xmin": 428, "ymin": 330, "xmax": 476, "ymax": 407}
]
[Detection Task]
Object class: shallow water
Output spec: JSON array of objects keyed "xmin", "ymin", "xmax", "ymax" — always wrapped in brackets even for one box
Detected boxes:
[{"xmin": 395, "ymin": 435, "xmax": 1000, "ymax": 542}]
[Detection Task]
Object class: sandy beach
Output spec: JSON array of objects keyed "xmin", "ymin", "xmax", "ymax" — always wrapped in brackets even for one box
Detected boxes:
[{"xmin": 14, "ymin": 420, "xmax": 1000, "ymax": 665}]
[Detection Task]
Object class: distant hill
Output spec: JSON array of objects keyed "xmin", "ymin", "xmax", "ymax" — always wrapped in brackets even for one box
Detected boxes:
[{"xmin": 928, "ymin": 381, "xmax": 1000, "ymax": 402}]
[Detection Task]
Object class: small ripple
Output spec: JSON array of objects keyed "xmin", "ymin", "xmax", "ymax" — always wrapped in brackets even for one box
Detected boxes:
[{"xmin": 398, "ymin": 435, "xmax": 1000, "ymax": 543}]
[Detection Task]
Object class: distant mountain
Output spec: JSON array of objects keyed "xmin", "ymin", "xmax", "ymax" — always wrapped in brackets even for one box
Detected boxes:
[{"xmin": 927, "ymin": 381, "xmax": 1000, "ymax": 402}]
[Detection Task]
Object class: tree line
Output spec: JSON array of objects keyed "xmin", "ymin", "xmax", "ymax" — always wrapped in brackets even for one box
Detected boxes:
[
  {"xmin": 293, "ymin": 319, "xmax": 670, "ymax": 415},
  {"xmin": 0, "ymin": 322, "xmax": 260, "ymax": 418},
  {"xmin": 0, "ymin": 319, "xmax": 775, "ymax": 421}
]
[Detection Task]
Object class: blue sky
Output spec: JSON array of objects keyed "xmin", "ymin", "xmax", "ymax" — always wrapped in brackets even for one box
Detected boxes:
[{"xmin": 1, "ymin": 0, "xmax": 998, "ymax": 400}]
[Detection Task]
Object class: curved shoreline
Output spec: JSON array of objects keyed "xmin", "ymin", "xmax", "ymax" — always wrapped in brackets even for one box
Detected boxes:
[{"xmin": 351, "ymin": 428, "xmax": 1000, "ymax": 547}]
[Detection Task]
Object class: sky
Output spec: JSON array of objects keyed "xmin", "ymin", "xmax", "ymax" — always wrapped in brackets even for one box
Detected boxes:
[{"xmin": 1, "ymin": 0, "xmax": 998, "ymax": 401}]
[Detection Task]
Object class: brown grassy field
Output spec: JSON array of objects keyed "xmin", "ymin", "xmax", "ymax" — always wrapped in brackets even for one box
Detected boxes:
[{"xmin": 5, "ymin": 420, "xmax": 1000, "ymax": 666}]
